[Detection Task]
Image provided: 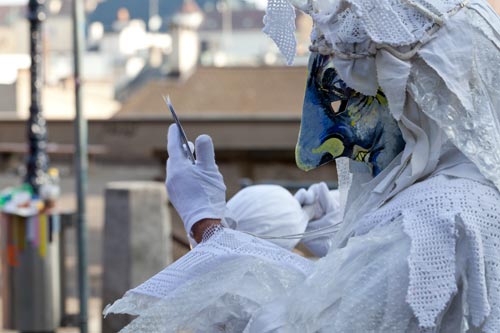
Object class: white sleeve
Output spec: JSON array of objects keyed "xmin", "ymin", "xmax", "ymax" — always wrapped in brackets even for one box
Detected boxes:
[{"xmin": 104, "ymin": 226, "xmax": 314, "ymax": 319}]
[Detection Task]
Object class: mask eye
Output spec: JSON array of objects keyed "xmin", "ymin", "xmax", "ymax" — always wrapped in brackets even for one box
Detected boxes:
[
  {"xmin": 319, "ymin": 66, "xmax": 351, "ymax": 100},
  {"xmin": 331, "ymin": 101, "xmax": 342, "ymax": 113}
]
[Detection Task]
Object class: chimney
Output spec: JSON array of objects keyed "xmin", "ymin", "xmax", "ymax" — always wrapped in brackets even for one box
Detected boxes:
[{"xmin": 168, "ymin": 0, "xmax": 203, "ymax": 77}]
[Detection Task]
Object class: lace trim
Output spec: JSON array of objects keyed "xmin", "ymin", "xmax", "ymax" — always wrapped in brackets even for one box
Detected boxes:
[
  {"xmin": 265, "ymin": 0, "xmax": 468, "ymax": 64},
  {"xmin": 310, "ymin": 0, "xmax": 467, "ymax": 60},
  {"xmin": 202, "ymin": 223, "xmax": 225, "ymax": 242},
  {"xmin": 263, "ymin": 0, "xmax": 297, "ymax": 65}
]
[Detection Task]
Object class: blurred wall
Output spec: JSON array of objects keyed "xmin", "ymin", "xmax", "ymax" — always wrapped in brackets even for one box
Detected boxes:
[
  {"xmin": 0, "ymin": 118, "xmax": 337, "ymax": 196},
  {"xmin": 0, "ymin": 84, "xmax": 16, "ymax": 113}
]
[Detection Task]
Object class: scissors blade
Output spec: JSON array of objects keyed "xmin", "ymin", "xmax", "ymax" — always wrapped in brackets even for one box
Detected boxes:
[{"xmin": 163, "ymin": 95, "xmax": 196, "ymax": 164}]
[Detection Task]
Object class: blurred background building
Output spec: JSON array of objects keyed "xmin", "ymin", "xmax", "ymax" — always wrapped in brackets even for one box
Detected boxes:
[
  {"xmin": 0, "ymin": 0, "xmax": 499, "ymax": 332},
  {"xmin": 0, "ymin": 1, "xmax": 319, "ymax": 332},
  {"xmin": 0, "ymin": 0, "xmax": 313, "ymax": 120}
]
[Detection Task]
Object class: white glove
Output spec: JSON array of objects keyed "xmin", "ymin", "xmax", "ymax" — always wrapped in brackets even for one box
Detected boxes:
[
  {"xmin": 294, "ymin": 182, "xmax": 337, "ymax": 220},
  {"xmin": 166, "ymin": 124, "xmax": 226, "ymax": 238},
  {"xmin": 295, "ymin": 182, "xmax": 342, "ymax": 257}
]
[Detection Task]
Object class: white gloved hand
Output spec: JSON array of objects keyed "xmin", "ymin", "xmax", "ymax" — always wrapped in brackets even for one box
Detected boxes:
[
  {"xmin": 294, "ymin": 182, "xmax": 337, "ymax": 220},
  {"xmin": 166, "ymin": 124, "xmax": 226, "ymax": 237},
  {"xmin": 295, "ymin": 182, "xmax": 342, "ymax": 257}
]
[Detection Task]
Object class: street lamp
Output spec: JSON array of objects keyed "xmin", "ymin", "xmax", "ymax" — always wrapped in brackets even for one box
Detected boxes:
[{"xmin": 26, "ymin": 0, "xmax": 49, "ymax": 194}]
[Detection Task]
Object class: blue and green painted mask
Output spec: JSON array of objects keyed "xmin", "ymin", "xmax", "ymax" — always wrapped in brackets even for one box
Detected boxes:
[{"xmin": 296, "ymin": 52, "xmax": 405, "ymax": 176}]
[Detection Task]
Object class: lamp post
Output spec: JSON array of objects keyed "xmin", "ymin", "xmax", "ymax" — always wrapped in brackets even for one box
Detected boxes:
[
  {"xmin": 72, "ymin": 0, "xmax": 89, "ymax": 332},
  {"xmin": 26, "ymin": 0, "xmax": 49, "ymax": 194}
]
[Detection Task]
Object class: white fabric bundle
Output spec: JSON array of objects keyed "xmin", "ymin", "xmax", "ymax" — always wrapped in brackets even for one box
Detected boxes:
[{"xmin": 225, "ymin": 184, "xmax": 309, "ymax": 250}]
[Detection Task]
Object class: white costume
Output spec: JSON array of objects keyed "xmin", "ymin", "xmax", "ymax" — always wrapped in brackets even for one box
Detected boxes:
[{"xmin": 105, "ymin": 0, "xmax": 500, "ymax": 332}]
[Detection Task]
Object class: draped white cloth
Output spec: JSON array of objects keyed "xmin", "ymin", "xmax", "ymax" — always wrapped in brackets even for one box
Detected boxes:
[{"xmin": 224, "ymin": 184, "xmax": 309, "ymax": 250}]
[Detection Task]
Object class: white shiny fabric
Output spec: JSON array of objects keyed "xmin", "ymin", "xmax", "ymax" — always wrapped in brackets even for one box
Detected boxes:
[{"xmin": 225, "ymin": 184, "xmax": 309, "ymax": 250}]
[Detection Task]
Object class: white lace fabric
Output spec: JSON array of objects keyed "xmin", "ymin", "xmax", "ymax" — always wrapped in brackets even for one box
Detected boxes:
[
  {"xmin": 264, "ymin": 0, "xmax": 465, "ymax": 64},
  {"xmin": 106, "ymin": 257, "xmax": 309, "ymax": 333},
  {"xmin": 263, "ymin": 0, "xmax": 297, "ymax": 64},
  {"xmin": 342, "ymin": 0, "xmax": 467, "ymax": 46},
  {"xmin": 140, "ymin": 225, "xmax": 311, "ymax": 296},
  {"xmin": 355, "ymin": 175, "xmax": 500, "ymax": 329},
  {"xmin": 103, "ymin": 226, "xmax": 314, "ymax": 322},
  {"xmin": 265, "ymin": 174, "xmax": 500, "ymax": 333}
]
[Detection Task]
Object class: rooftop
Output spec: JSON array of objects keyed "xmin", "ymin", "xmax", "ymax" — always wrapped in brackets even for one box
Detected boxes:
[
  {"xmin": 116, "ymin": 66, "xmax": 308, "ymax": 117},
  {"xmin": 200, "ymin": 9, "xmax": 265, "ymax": 31}
]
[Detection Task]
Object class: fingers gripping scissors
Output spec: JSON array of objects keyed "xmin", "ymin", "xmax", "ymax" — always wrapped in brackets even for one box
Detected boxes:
[{"xmin": 163, "ymin": 95, "xmax": 196, "ymax": 164}]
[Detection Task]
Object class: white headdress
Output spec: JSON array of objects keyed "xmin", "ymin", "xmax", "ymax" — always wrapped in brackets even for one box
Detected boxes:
[{"xmin": 263, "ymin": 0, "xmax": 500, "ymax": 193}]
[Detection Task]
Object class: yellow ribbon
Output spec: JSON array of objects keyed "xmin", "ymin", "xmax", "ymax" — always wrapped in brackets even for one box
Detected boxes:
[{"xmin": 39, "ymin": 214, "xmax": 47, "ymax": 258}]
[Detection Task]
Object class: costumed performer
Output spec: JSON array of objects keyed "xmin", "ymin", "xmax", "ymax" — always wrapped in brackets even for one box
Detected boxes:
[{"xmin": 105, "ymin": 0, "xmax": 500, "ymax": 331}]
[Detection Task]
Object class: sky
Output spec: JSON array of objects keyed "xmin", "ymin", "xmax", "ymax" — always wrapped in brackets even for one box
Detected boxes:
[
  {"xmin": 251, "ymin": 0, "xmax": 267, "ymax": 10},
  {"xmin": 0, "ymin": 0, "xmax": 269, "ymax": 8},
  {"xmin": 0, "ymin": 0, "xmax": 27, "ymax": 5},
  {"xmin": 0, "ymin": 0, "xmax": 496, "ymax": 12}
]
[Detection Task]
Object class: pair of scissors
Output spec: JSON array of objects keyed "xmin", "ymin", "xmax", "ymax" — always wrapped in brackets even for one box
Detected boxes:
[{"xmin": 163, "ymin": 95, "xmax": 196, "ymax": 164}]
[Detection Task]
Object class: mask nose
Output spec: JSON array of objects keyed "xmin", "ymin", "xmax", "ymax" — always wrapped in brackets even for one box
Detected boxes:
[
  {"xmin": 296, "ymin": 52, "xmax": 351, "ymax": 171},
  {"xmin": 295, "ymin": 78, "xmax": 339, "ymax": 170}
]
